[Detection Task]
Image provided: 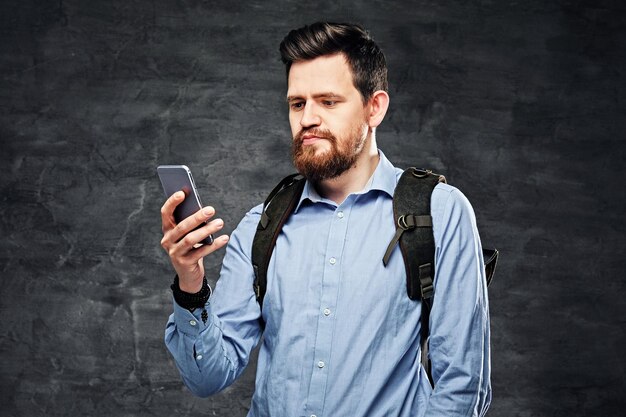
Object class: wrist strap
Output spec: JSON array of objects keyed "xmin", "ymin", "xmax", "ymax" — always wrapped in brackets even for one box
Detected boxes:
[{"xmin": 171, "ymin": 276, "xmax": 211, "ymax": 311}]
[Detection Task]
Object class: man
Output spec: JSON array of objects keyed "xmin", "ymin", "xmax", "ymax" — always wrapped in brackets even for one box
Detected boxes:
[{"xmin": 161, "ymin": 22, "xmax": 491, "ymax": 416}]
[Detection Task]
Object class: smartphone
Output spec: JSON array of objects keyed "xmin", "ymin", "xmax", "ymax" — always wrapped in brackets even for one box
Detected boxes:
[{"xmin": 157, "ymin": 165, "xmax": 214, "ymax": 245}]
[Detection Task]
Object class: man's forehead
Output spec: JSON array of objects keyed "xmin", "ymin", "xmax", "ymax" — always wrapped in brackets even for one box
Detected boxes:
[{"xmin": 287, "ymin": 54, "xmax": 355, "ymax": 96}]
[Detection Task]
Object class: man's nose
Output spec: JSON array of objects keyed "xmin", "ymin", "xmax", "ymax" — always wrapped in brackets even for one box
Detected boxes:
[{"xmin": 300, "ymin": 102, "xmax": 321, "ymax": 128}]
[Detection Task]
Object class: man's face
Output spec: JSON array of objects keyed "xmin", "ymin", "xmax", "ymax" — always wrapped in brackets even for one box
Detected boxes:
[{"xmin": 287, "ymin": 53, "xmax": 370, "ymax": 182}]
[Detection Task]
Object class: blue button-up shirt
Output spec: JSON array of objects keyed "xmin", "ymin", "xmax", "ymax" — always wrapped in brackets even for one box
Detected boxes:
[{"xmin": 165, "ymin": 151, "xmax": 491, "ymax": 417}]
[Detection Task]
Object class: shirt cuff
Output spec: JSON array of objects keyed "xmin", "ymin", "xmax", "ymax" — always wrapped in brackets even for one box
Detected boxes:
[{"xmin": 172, "ymin": 296, "xmax": 212, "ymax": 336}]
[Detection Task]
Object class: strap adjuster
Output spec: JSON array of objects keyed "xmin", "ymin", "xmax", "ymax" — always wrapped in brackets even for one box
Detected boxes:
[{"xmin": 419, "ymin": 263, "xmax": 434, "ymax": 300}]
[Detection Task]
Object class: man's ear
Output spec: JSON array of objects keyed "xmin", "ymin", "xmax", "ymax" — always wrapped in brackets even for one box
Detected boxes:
[{"xmin": 367, "ymin": 90, "xmax": 390, "ymax": 128}]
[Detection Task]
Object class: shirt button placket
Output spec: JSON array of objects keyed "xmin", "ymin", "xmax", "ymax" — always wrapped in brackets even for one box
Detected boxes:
[{"xmin": 308, "ymin": 205, "xmax": 348, "ymax": 414}]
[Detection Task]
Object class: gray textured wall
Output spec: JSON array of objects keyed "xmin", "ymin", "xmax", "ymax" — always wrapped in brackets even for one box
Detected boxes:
[{"xmin": 1, "ymin": 1, "xmax": 625, "ymax": 416}]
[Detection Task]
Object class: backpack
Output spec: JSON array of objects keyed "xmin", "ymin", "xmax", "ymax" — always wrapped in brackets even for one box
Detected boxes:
[{"xmin": 251, "ymin": 167, "xmax": 498, "ymax": 385}]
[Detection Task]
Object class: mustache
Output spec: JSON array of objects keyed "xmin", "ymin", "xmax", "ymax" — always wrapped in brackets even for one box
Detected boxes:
[{"xmin": 294, "ymin": 128, "xmax": 336, "ymax": 144}]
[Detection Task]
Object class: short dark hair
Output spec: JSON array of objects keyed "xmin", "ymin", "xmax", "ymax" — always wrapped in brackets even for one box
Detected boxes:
[{"xmin": 279, "ymin": 22, "xmax": 388, "ymax": 103}]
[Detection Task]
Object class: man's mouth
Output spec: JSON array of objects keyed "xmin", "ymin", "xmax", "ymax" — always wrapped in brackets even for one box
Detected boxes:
[
  {"xmin": 302, "ymin": 135, "xmax": 323, "ymax": 146},
  {"xmin": 299, "ymin": 130, "xmax": 332, "ymax": 147}
]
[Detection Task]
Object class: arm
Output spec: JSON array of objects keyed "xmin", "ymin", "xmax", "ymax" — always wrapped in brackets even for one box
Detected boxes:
[
  {"xmin": 160, "ymin": 192, "xmax": 262, "ymax": 396},
  {"xmin": 425, "ymin": 186, "xmax": 491, "ymax": 416}
]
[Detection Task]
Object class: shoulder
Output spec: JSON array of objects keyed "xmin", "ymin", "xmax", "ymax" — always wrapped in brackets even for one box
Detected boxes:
[
  {"xmin": 388, "ymin": 165, "xmax": 476, "ymax": 225},
  {"xmin": 237, "ymin": 203, "xmax": 263, "ymax": 234},
  {"xmin": 243, "ymin": 203, "xmax": 263, "ymax": 222},
  {"xmin": 432, "ymin": 182, "xmax": 474, "ymax": 213},
  {"xmin": 431, "ymin": 182, "xmax": 479, "ymax": 241},
  {"xmin": 225, "ymin": 203, "xmax": 263, "ymax": 260}
]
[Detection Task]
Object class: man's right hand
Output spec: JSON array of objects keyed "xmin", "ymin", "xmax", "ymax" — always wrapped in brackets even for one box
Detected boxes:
[{"xmin": 160, "ymin": 191, "xmax": 230, "ymax": 293}]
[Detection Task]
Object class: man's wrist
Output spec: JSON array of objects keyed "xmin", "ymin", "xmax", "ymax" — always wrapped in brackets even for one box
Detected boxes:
[
  {"xmin": 178, "ymin": 276, "xmax": 204, "ymax": 293},
  {"xmin": 171, "ymin": 275, "xmax": 211, "ymax": 311}
]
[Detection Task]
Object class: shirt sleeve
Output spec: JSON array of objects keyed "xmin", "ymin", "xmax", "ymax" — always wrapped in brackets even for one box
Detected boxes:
[
  {"xmin": 164, "ymin": 206, "xmax": 263, "ymax": 397},
  {"xmin": 424, "ymin": 185, "xmax": 492, "ymax": 416}
]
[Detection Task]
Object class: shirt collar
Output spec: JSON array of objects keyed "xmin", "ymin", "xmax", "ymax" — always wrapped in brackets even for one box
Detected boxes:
[{"xmin": 294, "ymin": 149, "xmax": 397, "ymax": 212}]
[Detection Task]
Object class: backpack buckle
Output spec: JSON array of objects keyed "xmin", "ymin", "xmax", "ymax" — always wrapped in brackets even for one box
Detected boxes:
[
  {"xmin": 411, "ymin": 168, "xmax": 432, "ymax": 178},
  {"xmin": 397, "ymin": 214, "xmax": 413, "ymax": 230}
]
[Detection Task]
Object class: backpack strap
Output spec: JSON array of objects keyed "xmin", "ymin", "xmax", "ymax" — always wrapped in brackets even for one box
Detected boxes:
[
  {"xmin": 383, "ymin": 168, "xmax": 444, "ymax": 385},
  {"xmin": 383, "ymin": 168, "xmax": 446, "ymax": 301},
  {"xmin": 381, "ymin": 168, "xmax": 444, "ymax": 384},
  {"xmin": 251, "ymin": 173, "xmax": 306, "ymax": 325}
]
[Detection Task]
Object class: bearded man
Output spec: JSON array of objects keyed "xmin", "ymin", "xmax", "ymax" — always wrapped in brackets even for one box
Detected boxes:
[{"xmin": 160, "ymin": 22, "xmax": 491, "ymax": 417}]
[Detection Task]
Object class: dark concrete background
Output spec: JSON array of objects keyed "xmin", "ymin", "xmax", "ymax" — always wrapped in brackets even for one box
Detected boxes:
[{"xmin": 1, "ymin": 0, "xmax": 624, "ymax": 416}]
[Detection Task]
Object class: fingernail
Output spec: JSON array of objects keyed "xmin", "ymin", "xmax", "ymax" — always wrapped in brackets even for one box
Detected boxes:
[
  {"xmin": 176, "ymin": 191, "xmax": 184, "ymax": 199},
  {"xmin": 216, "ymin": 219, "xmax": 224, "ymax": 228},
  {"xmin": 202, "ymin": 207, "xmax": 213, "ymax": 216}
]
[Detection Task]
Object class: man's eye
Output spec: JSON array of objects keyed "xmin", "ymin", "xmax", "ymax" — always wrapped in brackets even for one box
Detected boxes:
[
  {"xmin": 323, "ymin": 100, "xmax": 337, "ymax": 107},
  {"xmin": 290, "ymin": 102, "xmax": 304, "ymax": 110}
]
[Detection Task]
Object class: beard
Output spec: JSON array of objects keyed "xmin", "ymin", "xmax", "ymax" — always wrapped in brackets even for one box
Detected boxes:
[{"xmin": 291, "ymin": 122, "xmax": 368, "ymax": 182}]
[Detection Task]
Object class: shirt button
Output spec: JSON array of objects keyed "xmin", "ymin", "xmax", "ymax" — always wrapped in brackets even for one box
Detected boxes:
[
  {"xmin": 323, "ymin": 308, "xmax": 331, "ymax": 316},
  {"xmin": 196, "ymin": 354, "xmax": 203, "ymax": 360},
  {"xmin": 337, "ymin": 211, "xmax": 344, "ymax": 219},
  {"xmin": 329, "ymin": 257, "xmax": 336, "ymax": 265},
  {"xmin": 318, "ymin": 361, "xmax": 325, "ymax": 368},
  {"xmin": 311, "ymin": 415, "xmax": 317, "ymax": 417},
  {"xmin": 189, "ymin": 320, "xmax": 197, "ymax": 326}
]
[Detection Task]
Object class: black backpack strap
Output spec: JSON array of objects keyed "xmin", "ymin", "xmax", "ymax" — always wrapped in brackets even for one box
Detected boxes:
[
  {"xmin": 383, "ymin": 168, "xmax": 445, "ymax": 301},
  {"xmin": 384, "ymin": 168, "xmax": 444, "ymax": 386},
  {"xmin": 251, "ymin": 173, "xmax": 306, "ymax": 325}
]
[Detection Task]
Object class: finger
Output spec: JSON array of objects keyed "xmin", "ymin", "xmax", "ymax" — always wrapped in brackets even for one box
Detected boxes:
[
  {"xmin": 170, "ymin": 206, "xmax": 216, "ymax": 243},
  {"xmin": 182, "ymin": 234, "xmax": 230, "ymax": 264},
  {"xmin": 175, "ymin": 218, "xmax": 224, "ymax": 251},
  {"xmin": 162, "ymin": 210, "xmax": 212, "ymax": 253},
  {"xmin": 161, "ymin": 191, "xmax": 185, "ymax": 231}
]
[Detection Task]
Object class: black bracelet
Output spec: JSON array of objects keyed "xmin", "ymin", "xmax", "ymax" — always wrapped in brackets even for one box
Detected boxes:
[{"xmin": 171, "ymin": 275, "xmax": 211, "ymax": 311}]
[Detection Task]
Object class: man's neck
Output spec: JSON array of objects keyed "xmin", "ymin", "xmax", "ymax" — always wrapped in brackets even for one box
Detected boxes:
[{"xmin": 315, "ymin": 137, "xmax": 380, "ymax": 205}]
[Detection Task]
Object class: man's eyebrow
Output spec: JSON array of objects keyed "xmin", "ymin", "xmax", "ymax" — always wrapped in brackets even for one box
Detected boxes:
[{"xmin": 286, "ymin": 92, "xmax": 344, "ymax": 102}]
